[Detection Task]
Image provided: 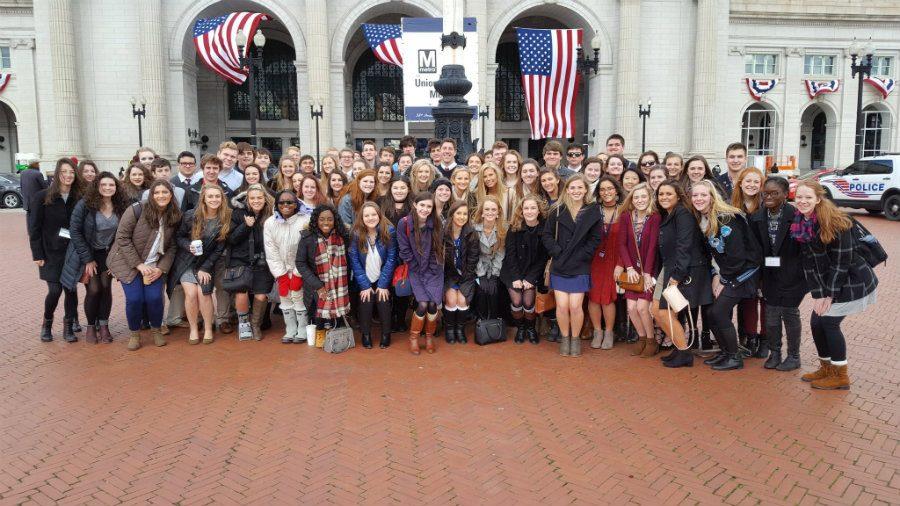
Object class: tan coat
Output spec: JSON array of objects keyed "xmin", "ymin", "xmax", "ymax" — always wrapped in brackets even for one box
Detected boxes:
[{"xmin": 107, "ymin": 204, "xmax": 177, "ymax": 284}]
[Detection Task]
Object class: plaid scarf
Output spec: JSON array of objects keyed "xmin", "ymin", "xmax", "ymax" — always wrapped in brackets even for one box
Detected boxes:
[
  {"xmin": 790, "ymin": 212, "xmax": 818, "ymax": 244},
  {"xmin": 314, "ymin": 232, "xmax": 350, "ymax": 319}
]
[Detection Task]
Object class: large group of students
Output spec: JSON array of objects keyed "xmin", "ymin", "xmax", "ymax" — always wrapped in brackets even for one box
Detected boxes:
[{"xmin": 22, "ymin": 133, "xmax": 880, "ymax": 391}]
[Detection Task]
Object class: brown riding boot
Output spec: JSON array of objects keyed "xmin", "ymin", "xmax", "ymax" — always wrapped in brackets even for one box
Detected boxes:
[
  {"xmin": 424, "ymin": 312, "xmax": 438, "ymax": 354},
  {"xmin": 801, "ymin": 359, "xmax": 831, "ymax": 383},
  {"xmin": 640, "ymin": 338, "xmax": 659, "ymax": 358},
  {"xmin": 630, "ymin": 335, "xmax": 647, "ymax": 356},
  {"xmin": 251, "ymin": 299, "xmax": 267, "ymax": 341},
  {"xmin": 408, "ymin": 312, "xmax": 425, "ymax": 355},
  {"xmin": 811, "ymin": 363, "xmax": 850, "ymax": 390}
]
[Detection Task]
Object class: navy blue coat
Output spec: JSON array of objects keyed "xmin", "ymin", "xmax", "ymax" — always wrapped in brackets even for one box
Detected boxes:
[{"xmin": 347, "ymin": 227, "xmax": 399, "ymax": 290}]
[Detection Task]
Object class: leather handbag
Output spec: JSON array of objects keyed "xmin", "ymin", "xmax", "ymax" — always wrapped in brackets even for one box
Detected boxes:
[
  {"xmin": 535, "ymin": 289, "xmax": 555, "ymax": 313},
  {"xmin": 222, "ymin": 230, "xmax": 255, "ymax": 293},
  {"xmin": 324, "ymin": 317, "xmax": 355, "ymax": 353},
  {"xmin": 475, "ymin": 318, "xmax": 506, "ymax": 345},
  {"xmin": 662, "ymin": 283, "xmax": 694, "ymax": 350},
  {"xmin": 615, "ymin": 214, "xmax": 646, "ymax": 293},
  {"xmin": 392, "ymin": 263, "xmax": 412, "ymax": 297}
]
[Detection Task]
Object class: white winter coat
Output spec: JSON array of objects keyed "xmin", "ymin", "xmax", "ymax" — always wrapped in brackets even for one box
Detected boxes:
[{"xmin": 263, "ymin": 211, "xmax": 310, "ymax": 278}]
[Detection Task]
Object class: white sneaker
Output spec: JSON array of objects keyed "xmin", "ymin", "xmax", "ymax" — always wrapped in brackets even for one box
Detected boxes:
[{"xmin": 238, "ymin": 321, "xmax": 253, "ymax": 341}]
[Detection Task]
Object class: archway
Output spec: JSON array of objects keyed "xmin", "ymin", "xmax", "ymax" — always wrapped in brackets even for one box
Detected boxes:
[
  {"xmin": 741, "ymin": 102, "xmax": 777, "ymax": 157},
  {"xmin": 798, "ymin": 102, "xmax": 837, "ymax": 170},
  {"xmin": 0, "ymin": 101, "xmax": 17, "ymax": 174},
  {"xmin": 861, "ymin": 103, "xmax": 892, "ymax": 157}
]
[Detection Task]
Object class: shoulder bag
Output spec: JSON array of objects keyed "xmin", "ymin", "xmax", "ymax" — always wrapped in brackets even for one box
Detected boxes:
[
  {"xmin": 222, "ymin": 224, "xmax": 255, "ymax": 293},
  {"xmin": 616, "ymin": 214, "xmax": 646, "ymax": 293},
  {"xmin": 324, "ymin": 316, "xmax": 355, "ymax": 353},
  {"xmin": 535, "ymin": 209, "xmax": 559, "ymax": 313},
  {"xmin": 392, "ymin": 217, "xmax": 413, "ymax": 296}
]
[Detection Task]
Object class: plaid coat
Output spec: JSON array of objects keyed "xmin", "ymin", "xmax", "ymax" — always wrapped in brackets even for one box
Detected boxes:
[{"xmin": 798, "ymin": 227, "xmax": 877, "ymax": 303}]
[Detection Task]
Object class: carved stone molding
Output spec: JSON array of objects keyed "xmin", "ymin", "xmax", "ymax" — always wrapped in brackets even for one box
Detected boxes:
[{"xmin": 729, "ymin": 46, "xmax": 745, "ymax": 56}]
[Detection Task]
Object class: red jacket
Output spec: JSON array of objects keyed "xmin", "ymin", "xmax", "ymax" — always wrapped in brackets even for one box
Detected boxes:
[{"xmin": 616, "ymin": 211, "xmax": 660, "ymax": 275}]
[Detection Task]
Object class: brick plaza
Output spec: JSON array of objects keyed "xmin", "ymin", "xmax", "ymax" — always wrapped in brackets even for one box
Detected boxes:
[{"xmin": 0, "ymin": 211, "xmax": 897, "ymax": 505}]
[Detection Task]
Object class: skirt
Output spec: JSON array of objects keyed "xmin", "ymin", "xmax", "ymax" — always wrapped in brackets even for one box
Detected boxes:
[
  {"xmin": 550, "ymin": 273, "xmax": 590, "ymax": 294},
  {"xmin": 825, "ymin": 290, "xmax": 877, "ymax": 317}
]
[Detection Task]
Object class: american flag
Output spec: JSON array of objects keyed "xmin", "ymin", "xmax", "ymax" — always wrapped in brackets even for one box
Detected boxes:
[
  {"xmin": 194, "ymin": 12, "xmax": 268, "ymax": 85},
  {"xmin": 516, "ymin": 28, "xmax": 582, "ymax": 140},
  {"xmin": 0, "ymin": 73, "xmax": 10, "ymax": 93},
  {"xmin": 363, "ymin": 24, "xmax": 403, "ymax": 67}
]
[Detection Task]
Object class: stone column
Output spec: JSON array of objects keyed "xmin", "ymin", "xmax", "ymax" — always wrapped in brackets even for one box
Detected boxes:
[
  {"xmin": 615, "ymin": 0, "xmax": 641, "ymax": 157},
  {"xmin": 47, "ymin": 0, "xmax": 82, "ymax": 157},
  {"xmin": 329, "ymin": 61, "xmax": 348, "ymax": 147},
  {"xmin": 305, "ymin": 0, "xmax": 331, "ymax": 151},
  {"xmin": 690, "ymin": 0, "xmax": 721, "ymax": 157},
  {"xmin": 138, "ymin": 0, "xmax": 169, "ymax": 155}
]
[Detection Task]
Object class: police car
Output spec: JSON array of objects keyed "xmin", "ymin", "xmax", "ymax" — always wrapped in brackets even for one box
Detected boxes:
[{"xmin": 819, "ymin": 154, "xmax": 900, "ymax": 221}]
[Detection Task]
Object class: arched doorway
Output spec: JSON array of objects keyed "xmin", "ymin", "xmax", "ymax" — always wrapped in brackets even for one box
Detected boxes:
[
  {"xmin": 799, "ymin": 102, "xmax": 836, "ymax": 170},
  {"xmin": 741, "ymin": 103, "xmax": 777, "ymax": 157},
  {"xmin": 0, "ymin": 102, "xmax": 16, "ymax": 173},
  {"xmin": 861, "ymin": 104, "xmax": 892, "ymax": 157}
]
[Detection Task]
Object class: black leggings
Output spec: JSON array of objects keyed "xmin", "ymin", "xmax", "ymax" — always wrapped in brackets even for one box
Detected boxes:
[
  {"xmin": 84, "ymin": 272, "xmax": 113, "ymax": 325},
  {"xmin": 45, "ymin": 281, "xmax": 77, "ymax": 320},
  {"xmin": 359, "ymin": 297, "xmax": 391, "ymax": 336},
  {"xmin": 508, "ymin": 287, "xmax": 536, "ymax": 311},
  {"xmin": 810, "ymin": 313, "xmax": 847, "ymax": 362},
  {"xmin": 706, "ymin": 293, "xmax": 742, "ymax": 353},
  {"xmin": 415, "ymin": 301, "xmax": 438, "ymax": 316}
]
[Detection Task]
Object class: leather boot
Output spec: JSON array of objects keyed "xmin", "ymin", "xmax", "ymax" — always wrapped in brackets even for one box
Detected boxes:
[
  {"xmin": 379, "ymin": 331, "xmax": 391, "ymax": 349},
  {"xmin": 151, "ymin": 327, "xmax": 166, "ymax": 347},
  {"xmin": 72, "ymin": 320, "xmax": 83, "ymax": 333},
  {"xmin": 40, "ymin": 318, "xmax": 53, "ymax": 342},
  {"xmin": 660, "ymin": 347, "xmax": 680, "ymax": 363},
  {"xmin": 630, "ymin": 335, "xmax": 647, "ymax": 356},
  {"xmin": 408, "ymin": 312, "xmax": 425, "ymax": 355},
  {"xmin": 456, "ymin": 308, "xmax": 468, "ymax": 344},
  {"xmin": 811, "ymin": 364, "xmax": 850, "ymax": 390},
  {"xmin": 801, "ymin": 359, "xmax": 831, "ymax": 382},
  {"xmin": 590, "ymin": 328, "xmax": 603, "ymax": 349},
  {"xmin": 127, "ymin": 331, "xmax": 141, "ymax": 351},
  {"xmin": 84, "ymin": 324, "xmax": 98, "ymax": 344},
  {"xmin": 559, "ymin": 335, "xmax": 571, "ymax": 356},
  {"xmin": 513, "ymin": 318, "xmax": 526, "ymax": 344},
  {"xmin": 63, "ymin": 318, "xmax": 77, "ymax": 343},
  {"xmin": 663, "ymin": 349, "xmax": 694, "ymax": 368},
  {"xmin": 361, "ymin": 333, "xmax": 373, "ymax": 349},
  {"xmin": 443, "ymin": 308, "xmax": 456, "ymax": 344},
  {"xmin": 703, "ymin": 351, "xmax": 728, "ymax": 366},
  {"xmin": 776, "ymin": 353, "xmax": 801, "ymax": 371},
  {"xmin": 764, "ymin": 350, "xmax": 782, "ymax": 370},
  {"xmin": 251, "ymin": 299, "xmax": 267, "ymax": 341},
  {"xmin": 525, "ymin": 315, "xmax": 539, "ymax": 344},
  {"xmin": 547, "ymin": 318, "xmax": 561, "ymax": 343},
  {"xmin": 640, "ymin": 337, "xmax": 659, "ymax": 358},
  {"xmin": 751, "ymin": 334, "xmax": 769, "ymax": 358},
  {"xmin": 711, "ymin": 352, "xmax": 744, "ymax": 371},
  {"xmin": 424, "ymin": 312, "xmax": 438, "ymax": 354},
  {"xmin": 570, "ymin": 334, "xmax": 582, "ymax": 357},
  {"xmin": 97, "ymin": 320, "xmax": 113, "ymax": 343}
]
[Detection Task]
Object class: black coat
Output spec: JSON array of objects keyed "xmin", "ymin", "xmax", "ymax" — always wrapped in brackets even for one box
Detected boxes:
[
  {"xmin": 443, "ymin": 224, "xmax": 479, "ymax": 301},
  {"xmin": 749, "ymin": 204, "xmax": 808, "ymax": 307},
  {"xmin": 703, "ymin": 212, "xmax": 760, "ymax": 285},
  {"xmin": 294, "ymin": 230, "xmax": 350, "ymax": 312},
  {"xmin": 28, "ymin": 189, "xmax": 77, "ymax": 282},
  {"xmin": 656, "ymin": 205, "xmax": 712, "ymax": 309},
  {"xmin": 184, "ymin": 179, "xmax": 235, "ymax": 211},
  {"xmin": 799, "ymin": 226, "xmax": 878, "ymax": 304},
  {"xmin": 500, "ymin": 221, "xmax": 548, "ymax": 288},
  {"xmin": 226, "ymin": 208, "xmax": 266, "ymax": 268},
  {"xmin": 60, "ymin": 199, "xmax": 102, "ymax": 290},
  {"xmin": 168, "ymin": 209, "xmax": 226, "ymax": 295},
  {"xmin": 20, "ymin": 168, "xmax": 48, "ymax": 213},
  {"xmin": 542, "ymin": 203, "xmax": 604, "ymax": 277}
]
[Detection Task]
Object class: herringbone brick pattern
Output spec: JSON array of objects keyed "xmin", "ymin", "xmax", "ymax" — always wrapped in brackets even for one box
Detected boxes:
[{"xmin": 0, "ymin": 210, "xmax": 897, "ymax": 505}]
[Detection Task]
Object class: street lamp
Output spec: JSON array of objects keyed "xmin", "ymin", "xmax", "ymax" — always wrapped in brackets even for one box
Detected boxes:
[
  {"xmin": 849, "ymin": 37, "xmax": 875, "ymax": 161},
  {"xmin": 236, "ymin": 28, "xmax": 266, "ymax": 147},
  {"xmin": 310, "ymin": 101, "xmax": 324, "ymax": 168},
  {"xmin": 130, "ymin": 97, "xmax": 146, "ymax": 147},
  {"xmin": 576, "ymin": 35, "xmax": 601, "ymax": 147},
  {"xmin": 638, "ymin": 98, "xmax": 652, "ymax": 153},
  {"xmin": 478, "ymin": 105, "xmax": 489, "ymax": 152}
]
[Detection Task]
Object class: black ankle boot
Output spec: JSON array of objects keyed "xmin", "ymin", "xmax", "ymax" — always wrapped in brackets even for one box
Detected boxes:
[
  {"xmin": 525, "ymin": 319, "xmax": 539, "ymax": 344},
  {"xmin": 362, "ymin": 333, "xmax": 373, "ymax": 349},
  {"xmin": 703, "ymin": 351, "xmax": 728, "ymax": 366},
  {"xmin": 547, "ymin": 319, "xmax": 561, "ymax": 343},
  {"xmin": 663, "ymin": 349, "xmax": 694, "ymax": 368},
  {"xmin": 660, "ymin": 348, "xmax": 680, "ymax": 362},
  {"xmin": 750, "ymin": 334, "xmax": 769, "ymax": 358},
  {"xmin": 513, "ymin": 319, "xmax": 525, "ymax": 344},
  {"xmin": 764, "ymin": 350, "xmax": 782, "ymax": 369},
  {"xmin": 776, "ymin": 353, "xmax": 801, "ymax": 371},
  {"xmin": 72, "ymin": 320, "xmax": 83, "ymax": 333},
  {"xmin": 40, "ymin": 318, "xmax": 53, "ymax": 342},
  {"xmin": 379, "ymin": 332, "xmax": 391, "ymax": 349},
  {"xmin": 63, "ymin": 318, "xmax": 77, "ymax": 343},
  {"xmin": 711, "ymin": 352, "xmax": 744, "ymax": 371}
]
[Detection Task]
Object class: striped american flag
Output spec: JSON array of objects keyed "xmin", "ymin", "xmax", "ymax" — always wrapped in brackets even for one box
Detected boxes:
[
  {"xmin": 0, "ymin": 73, "xmax": 10, "ymax": 93},
  {"xmin": 193, "ymin": 12, "xmax": 268, "ymax": 85},
  {"xmin": 516, "ymin": 28, "xmax": 582, "ymax": 140},
  {"xmin": 363, "ymin": 24, "xmax": 403, "ymax": 67}
]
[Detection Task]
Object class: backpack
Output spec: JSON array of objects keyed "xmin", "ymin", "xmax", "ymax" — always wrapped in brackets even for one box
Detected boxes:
[{"xmin": 849, "ymin": 217, "xmax": 887, "ymax": 268}]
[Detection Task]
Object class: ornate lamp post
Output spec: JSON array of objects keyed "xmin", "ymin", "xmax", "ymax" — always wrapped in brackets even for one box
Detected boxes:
[
  {"xmin": 576, "ymin": 36, "xmax": 601, "ymax": 148},
  {"xmin": 849, "ymin": 37, "xmax": 875, "ymax": 161},
  {"xmin": 236, "ymin": 28, "xmax": 266, "ymax": 147},
  {"xmin": 432, "ymin": 0, "xmax": 474, "ymax": 160},
  {"xmin": 130, "ymin": 97, "xmax": 146, "ymax": 147},
  {"xmin": 478, "ymin": 105, "xmax": 489, "ymax": 152},
  {"xmin": 638, "ymin": 98, "xmax": 651, "ymax": 153},
  {"xmin": 310, "ymin": 101, "xmax": 324, "ymax": 167}
]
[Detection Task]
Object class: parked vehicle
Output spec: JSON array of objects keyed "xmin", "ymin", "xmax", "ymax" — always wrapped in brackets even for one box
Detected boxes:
[
  {"xmin": 787, "ymin": 169, "xmax": 836, "ymax": 200},
  {"xmin": 819, "ymin": 154, "xmax": 900, "ymax": 221},
  {"xmin": 0, "ymin": 173, "xmax": 23, "ymax": 209}
]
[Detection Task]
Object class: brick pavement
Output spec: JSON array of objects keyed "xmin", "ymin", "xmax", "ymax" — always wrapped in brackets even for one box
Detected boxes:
[{"xmin": 0, "ymin": 210, "xmax": 898, "ymax": 505}]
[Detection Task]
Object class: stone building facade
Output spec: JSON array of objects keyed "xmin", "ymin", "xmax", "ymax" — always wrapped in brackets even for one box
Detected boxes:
[{"xmin": 0, "ymin": 0, "xmax": 897, "ymax": 173}]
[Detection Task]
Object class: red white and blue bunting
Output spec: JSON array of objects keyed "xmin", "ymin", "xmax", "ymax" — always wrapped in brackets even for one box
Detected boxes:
[
  {"xmin": 805, "ymin": 79, "xmax": 840, "ymax": 99},
  {"xmin": 746, "ymin": 78, "xmax": 778, "ymax": 101},
  {"xmin": 0, "ymin": 74, "xmax": 10, "ymax": 94},
  {"xmin": 864, "ymin": 77, "xmax": 896, "ymax": 99}
]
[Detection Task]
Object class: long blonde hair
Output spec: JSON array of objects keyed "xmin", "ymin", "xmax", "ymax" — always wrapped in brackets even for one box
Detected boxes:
[
  {"xmin": 553, "ymin": 173, "xmax": 594, "ymax": 219},
  {"xmin": 690, "ymin": 179, "xmax": 741, "ymax": 238},
  {"xmin": 475, "ymin": 162, "xmax": 506, "ymax": 204},
  {"xmin": 192, "ymin": 184, "xmax": 232, "ymax": 241},
  {"xmin": 621, "ymin": 182, "xmax": 657, "ymax": 216},
  {"xmin": 797, "ymin": 180, "xmax": 851, "ymax": 244},
  {"xmin": 472, "ymin": 194, "xmax": 507, "ymax": 253},
  {"xmin": 410, "ymin": 159, "xmax": 436, "ymax": 194}
]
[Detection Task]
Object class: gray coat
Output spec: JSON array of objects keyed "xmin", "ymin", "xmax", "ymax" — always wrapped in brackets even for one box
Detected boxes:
[{"xmin": 60, "ymin": 200, "xmax": 99, "ymax": 291}]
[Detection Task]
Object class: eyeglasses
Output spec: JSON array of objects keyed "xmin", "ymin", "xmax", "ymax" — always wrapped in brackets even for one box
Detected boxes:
[
  {"xmin": 599, "ymin": 187, "xmax": 617, "ymax": 194},
  {"xmin": 179, "ymin": 162, "xmax": 196, "ymax": 166},
  {"xmin": 567, "ymin": 152, "xmax": 583, "ymax": 157},
  {"xmin": 640, "ymin": 161, "xmax": 656, "ymax": 167},
  {"xmin": 277, "ymin": 201, "xmax": 297, "ymax": 206}
]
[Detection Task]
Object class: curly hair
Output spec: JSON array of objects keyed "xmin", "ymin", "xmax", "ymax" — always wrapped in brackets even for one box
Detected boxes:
[
  {"xmin": 83, "ymin": 172, "xmax": 130, "ymax": 216},
  {"xmin": 509, "ymin": 195, "xmax": 548, "ymax": 232},
  {"xmin": 308, "ymin": 203, "xmax": 349, "ymax": 243}
]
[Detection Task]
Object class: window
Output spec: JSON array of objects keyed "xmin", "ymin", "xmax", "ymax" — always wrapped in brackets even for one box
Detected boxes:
[
  {"xmin": 227, "ymin": 40, "xmax": 299, "ymax": 121},
  {"xmin": 861, "ymin": 106, "xmax": 891, "ymax": 158},
  {"xmin": 844, "ymin": 160, "xmax": 893, "ymax": 175},
  {"xmin": 804, "ymin": 55, "xmax": 835, "ymax": 76},
  {"xmin": 872, "ymin": 56, "xmax": 893, "ymax": 77},
  {"xmin": 0, "ymin": 47, "xmax": 10, "ymax": 69},
  {"xmin": 495, "ymin": 42, "xmax": 525, "ymax": 122},
  {"xmin": 741, "ymin": 104, "xmax": 775, "ymax": 156},
  {"xmin": 744, "ymin": 54, "xmax": 777, "ymax": 75},
  {"xmin": 352, "ymin": 51, "xmax": 403, "ymax": 122}
]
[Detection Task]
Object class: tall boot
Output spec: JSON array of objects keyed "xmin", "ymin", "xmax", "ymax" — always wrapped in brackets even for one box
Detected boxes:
[
  {"xmin": 456, "ymin": 307, "xmax": 468, "ymax": 344},
  {"xmin": 811, "ymin": 363, "xmax": 850, "ymax": 390},
  {"xmin": 711, "ymin": 352, "xmax": 744, "ymax": 371},
  {"xmin": 251, "ymin": 299, "xmax": 267, "ymax": 341},
  {"xmin": 570, "ymin": 333, "xmax": 582, "ymax": 357},
  {"xmin": 443, "ymin": 308, "xmax": 457, "ymax": 344},
  {"xmin": 151, "ymin": 327, "xmax": 166, "ymax": 347},
  {"xmin": 282, "ymin": 308, "xmax": 298, "ymax": 344},
  {"xmin": 801, "ymin": 359, "xmax": 831, "ymax": 382},
  {"xmin": 293, "ymin": 309, "xmax": 309, "ymax": 343},
  {"xmin": 40, "ymin": 317, "xmax": 54, "ymax": 342},
  {"xmin": 424, "ymin": 312, "xmax": 438, "ymax": 354},
  {"xmin": 97, "ymin": 320, "xmax": 113, "ymax": 343},
  {"xmin": 559, "ymin": 335, "xmax": 571, "ymax": 356},
  {"xmin": 127, "ymin": 330, "xmax": 141, "ymax": 351},
  {"xmin": 511, "ymin": 308, "xmax": 525, "ymax": 344},
  {"xmin": 63, "ymin": 318, "xmax": 77, "ymax": 343},
  {"xmin": 408, "ymin": 312, "xmax": 425, "ymax": 355},
  {"xmin": 630, "ymin": 335, "xmax": 647, "ymax": 356}
]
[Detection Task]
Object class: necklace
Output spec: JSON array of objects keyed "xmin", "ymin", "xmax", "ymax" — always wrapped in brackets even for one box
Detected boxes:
[{"xmin": 598, "ymin": 206, "xmax": 617, "ymax": 258}]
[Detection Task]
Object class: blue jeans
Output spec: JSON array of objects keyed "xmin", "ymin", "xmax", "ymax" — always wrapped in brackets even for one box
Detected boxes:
[{"xmin": 121, "ymin": 276, "xmax": 165, "ymax": 331}]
